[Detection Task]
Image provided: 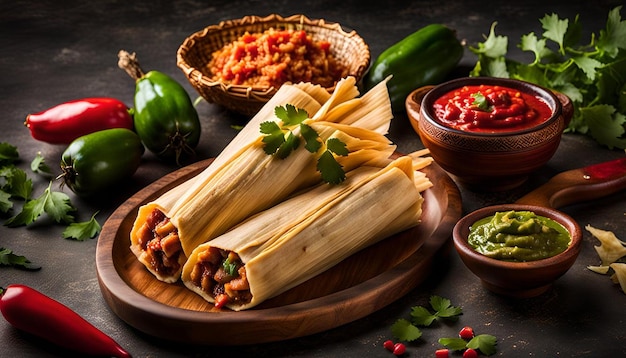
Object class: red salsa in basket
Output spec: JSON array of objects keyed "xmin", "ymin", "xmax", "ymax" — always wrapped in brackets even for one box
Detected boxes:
[{"xmin": 432, "ymin": 85, "xmax": 553, "ymax": 133}]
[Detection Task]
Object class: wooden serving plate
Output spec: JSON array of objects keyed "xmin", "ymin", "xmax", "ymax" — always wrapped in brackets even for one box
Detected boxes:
[{"xmin": 95, "ymin": 158, "xmax": 462, "ymax": 345}]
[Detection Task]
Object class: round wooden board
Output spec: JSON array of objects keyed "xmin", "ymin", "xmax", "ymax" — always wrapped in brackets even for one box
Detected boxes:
[{"xmin": 95, "ymin": 158, "xmax": 462, "ymax": 345}]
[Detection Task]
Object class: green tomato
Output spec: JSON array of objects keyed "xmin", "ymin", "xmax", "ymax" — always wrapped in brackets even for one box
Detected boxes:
[
  {"xmin": 133, "ymin": 70, "xmax": 201, "ymax": 165},
  {"xmin": 60, "ymin": 128, "xmax": 144, "ymax": 197}
]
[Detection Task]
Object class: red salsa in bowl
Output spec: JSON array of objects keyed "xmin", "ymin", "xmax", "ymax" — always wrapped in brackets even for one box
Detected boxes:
[{"xmin": 432, "ymin": 84, "xmax": 553, "ymax": 133}]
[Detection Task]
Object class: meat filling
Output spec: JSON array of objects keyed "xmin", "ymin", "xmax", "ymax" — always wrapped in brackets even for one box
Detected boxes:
[
  {"xmin": 190, "ymin": 247, "xmax": 252, "ymax": 308},
  {"xmin": 136, "ymin": 208, "xmax": 183, "ymax": 276}
]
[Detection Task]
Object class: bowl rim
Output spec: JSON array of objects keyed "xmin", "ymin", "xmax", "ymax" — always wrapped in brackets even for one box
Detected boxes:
[
  {"xmin": 421, "ymin": 77, "xmax": 562, "ymax": 137},
  {"xmin": 452, "ymin": 204, "xmax": 582, "ymax": 269}
]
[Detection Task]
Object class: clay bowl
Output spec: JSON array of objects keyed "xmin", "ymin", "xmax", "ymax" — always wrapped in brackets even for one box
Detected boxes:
[
  {"xmin": 453, "ymin": 204, "xmax": 582, "ymax": 298},
  {"xmin": 406, "ymin": 77, "xmax": 573, "ymax": 191}
]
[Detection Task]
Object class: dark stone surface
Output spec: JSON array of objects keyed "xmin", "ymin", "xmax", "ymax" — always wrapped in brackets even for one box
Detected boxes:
[{"xmin": 1, "ymin": 1, "xmax": 625, "ymax": 356}]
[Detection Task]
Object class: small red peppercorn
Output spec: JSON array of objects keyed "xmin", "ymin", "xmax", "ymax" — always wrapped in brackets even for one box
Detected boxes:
[
  {"xmin": 463, "ymin": 348, "xmax": 479, "ymax": 358},
  {"xmin": 435, "ymin": 348, "xmax": 450, "ymax": 358},
  {"xmin": 459, "ymin": 326, "xmax": 475, "ymax": 340},
  {"xmin": 392, "ymin": 342, "xmax": 406, "ymax": 356},
  {"xmin": 383, "ymin": 339, "xmax": 395, "ymax": 351}
]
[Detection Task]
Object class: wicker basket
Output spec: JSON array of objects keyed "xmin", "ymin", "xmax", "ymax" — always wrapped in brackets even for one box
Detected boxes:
[{"xmin": 177, "ymin": 14, "xmax": 370, "ymax": 116}]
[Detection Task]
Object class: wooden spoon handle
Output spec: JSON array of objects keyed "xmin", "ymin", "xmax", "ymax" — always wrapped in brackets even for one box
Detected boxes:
[{"xmin": 515, "ymin": 157, "xmax": 626, "ymax": 209}]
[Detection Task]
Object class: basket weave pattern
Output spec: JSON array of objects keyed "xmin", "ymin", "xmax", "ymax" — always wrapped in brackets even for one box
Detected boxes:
[{"xmin": 177, "ymin": 14, "xmax": 370, "ymax": 116}]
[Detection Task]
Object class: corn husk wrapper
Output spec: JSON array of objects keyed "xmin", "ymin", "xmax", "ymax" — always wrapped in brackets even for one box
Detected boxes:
[
  {"xmin": 182, "ymin": 155, "xmax": 432, "ymax": 310},
  {"xmin": 130, "ymin": 76, "xmax": 399, "ymax": 283}
]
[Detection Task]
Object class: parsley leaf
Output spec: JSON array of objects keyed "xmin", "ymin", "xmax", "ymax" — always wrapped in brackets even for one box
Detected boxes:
[
  {"xmin": 261, "ymin": 104, "xmax": 348, "ymax": 184},
  {"xmin": 62, "ymin": 211, "xmax": 101, "ymax": 241},
  {"xmin": 0, "ymin": 143, "xmax": 19, "ymax": 165},
  {"xmin": 471, "ymin": 92, "xmax": 491, "ymax": 111},
  {"xmin": 409, "ymin": 295, "xmax": 462, "ymax": 327},
  {"xmin": 391, "ymin": 318, "xmax": 422, "ymax": 341},
  {"xmin": 4, "ymin": 167, "xmax": 33, "ymax": 200},
  {"xmin": 5, "ymin": 181, "xmax": 75, "ymax": 227},
  {"xmin": 31, "ymin": 151, "xmax": 53, "ymax": 176},
  {"xmin": 0, "ymin": 247, "xmax": 41, "ymax": 270},
  {"xmin": 0, "ymin": 190, "xmax": 12, "ymax": 213},
  {"xmin": 438, "ymin": 337, "xmax": 469, "ymax": 351},
  {"xmin": 469, "ymin": 6, "xmax": 626, "ymax": 149},
  {"xmin": 467, "ymin": 334, "xmax": 498, "ymax": 356}
]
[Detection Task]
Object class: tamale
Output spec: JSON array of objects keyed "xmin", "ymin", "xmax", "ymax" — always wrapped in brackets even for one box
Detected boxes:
[
  {"xmin": 129, "ymin": 76, "xmax": 397, "ymax": 283},
  {"xmin": 181, "ymin": 156, "xmax": 432, "ymax": 310}
]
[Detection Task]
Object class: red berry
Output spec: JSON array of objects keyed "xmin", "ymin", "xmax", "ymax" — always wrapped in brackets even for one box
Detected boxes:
[
  {"xmin": 383, "ymin": 339, "xmax": 395, "ymax": 351},
  {"xmin": 463, "ymin": 348, "xmax": 479, "ymax": 358},
  {"xmin": 435, "ymin": 348, "xmax": 450, "ymax": 358},
  {"xmin": 459, "ymin": 326, "xmax": 475, "ymax": 340},
  {"xmin": 393, "ymin": 342, "xmax": 406, "ymax": 356}
]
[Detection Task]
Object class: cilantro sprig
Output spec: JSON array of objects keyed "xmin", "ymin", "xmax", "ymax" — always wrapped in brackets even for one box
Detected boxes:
[
  {"xmin": 260, "ymin": 104, "xmax": 348, "ymax": 184},
  {"xmin": 391, "ymin": 295, "xmax": 463, "ymax": 342},
  {"xmin": 469, "ymin": 6, "xmax": 626, "ymax": 149}
]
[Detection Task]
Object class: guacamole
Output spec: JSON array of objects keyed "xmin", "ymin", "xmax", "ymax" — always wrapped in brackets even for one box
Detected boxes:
[{"xmin": 468, "ymin": 210, "xmax": 571, "ymax": 262}]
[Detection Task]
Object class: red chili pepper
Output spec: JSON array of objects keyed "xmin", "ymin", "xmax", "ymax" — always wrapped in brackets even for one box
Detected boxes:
[
  {"xmin": 0, "ymin": 284, "xmax": 131, "ymax": 358},
  {"xmin": 25, "ymin": 97, "xmax": 134, "ymax": 144}
]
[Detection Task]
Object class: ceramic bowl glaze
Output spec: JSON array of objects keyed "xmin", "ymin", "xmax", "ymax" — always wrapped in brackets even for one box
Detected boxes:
[
  {"xmin": 453, "ymin": 204, "xmax": 582, "ymax": 298},
  {"xmin": 406, "ymin": 77, "xmax": 573, "ymax": 191}
]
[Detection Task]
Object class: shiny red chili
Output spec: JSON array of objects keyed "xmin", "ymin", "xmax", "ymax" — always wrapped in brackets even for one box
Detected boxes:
[
  {"xmin": 25, "ymin": 97, "xmax": 134, "ymax": 144},
  {"xmin": 0, "ymin": 284, "xmax": 132, "ymax": 358}
]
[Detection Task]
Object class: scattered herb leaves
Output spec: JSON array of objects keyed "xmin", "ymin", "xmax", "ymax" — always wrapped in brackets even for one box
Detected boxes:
[
  {"xmin": 5, "ymin": 181, "xmax": 75, "ymax": 227},
  {"xmin": 261, "ymin": 104, "xmax": 348, "ymax": 184},
  {"xmin": 62, "ymin": 211, "xmax": 101, "ymax": 241},
  {"xmin": 391, "ymin": 296, "xmax": 463, "ymax": 342},
  {"xmin": 469, "ymin": 6, "xmax": 626, "ymax": 149},
  {"xmin": 0, "ymin": 247, "xmax": 40, "ymax": 270},
  {"xmin": 439, "ymin": 334, "xmax": 498, "ymax": 356}
]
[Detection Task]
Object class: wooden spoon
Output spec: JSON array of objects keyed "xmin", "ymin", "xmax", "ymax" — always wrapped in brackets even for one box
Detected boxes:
[{"xmin": 515, "ymin": 157, "xmax": 626, "ymax": 208}]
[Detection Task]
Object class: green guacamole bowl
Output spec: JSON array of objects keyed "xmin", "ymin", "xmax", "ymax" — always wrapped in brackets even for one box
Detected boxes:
[{"xmin": 453, "ymin": 204, "xmax": 582, "ymax": 298}]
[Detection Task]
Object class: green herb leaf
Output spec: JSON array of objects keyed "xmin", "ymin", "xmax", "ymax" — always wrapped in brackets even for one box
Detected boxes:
[
  {"xmin": 275, "ymin": 104, "xmax": 308, "ymax": 125},
  {"xmin": 0, "ymin": 142, "xmax": 19, "ymax": 165},
  {"xmin": 30, "ymin": 152, "xmax": 52, "ymax": 176},
  {"xmin": 391, "ymin": 318, "xmax": 422, "ymax": 342},
  {"xmin": 438, "ymin": 337, "xmax": 469, "ymax": 351},
  {"xmin": 467, "ymin": 334, "xmax": 498, "ymax": 356},
  {"xmin": 0, "ymin": 247, "xmax": 41, "ymax": 270},
  {"xmin": 261, "ymin": 104, "xmax": 348, "ymax": 184},
  {"xmin": 260, "ymin": 121, "xmax": 286, "ymax": 155},
  {"xmin": 430, "ymin": 295, "xmax": 463, "ymax": 319},
  {"xmin": 300, "ymin": 123, "xmax": 322, "ymax": 153},
  {"xmin": 582, "ymin": 105, "xmax": 626, "ymax": 149},
  {"xmin": 62, "ymin": 211, "xmax": 101, "ymax": 241},
  {"xmin": 0, "ymin": 190, "xmax": 12, "ymax": 213},
  {"xmin": 5, "ymin": 167, "xmax": 32, "ymax": 200},
  {"xmin": 5, "ymin": 181, "xmax": 75, "ymax": 227},
  {"xmin": 410, "ymin": 305, "xmax": 438, "ymax": 326},
  {"xmin": 540, "ymin": 13, "xmax": 569, "ymax": 54},
  {"xmin": 222, "ymin": 257, "xmax": 238, "ymax": 276},
  {"xmin": 471, "ymin": 92, "xmax": 491, "ymax": 111},
  {"xmin": 317, "ymin": 150, "xmax": 345, "ymax": 184}
]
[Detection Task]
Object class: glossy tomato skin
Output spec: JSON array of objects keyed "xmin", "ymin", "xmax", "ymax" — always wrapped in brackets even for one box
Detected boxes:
[
  {"xmin": 133, "ymin": 70, "xmax": 201, "ymax": 165},
  {"xmin": 60, "ymin": 128, "xmax": 144, "ymax": 197},
  {"xmin": 25, "ymin": 97, "xmax": 133, "ymax": 144}
]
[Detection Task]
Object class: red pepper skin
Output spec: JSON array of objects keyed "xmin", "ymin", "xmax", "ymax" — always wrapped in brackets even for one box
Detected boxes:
[
  {"xmin": 25, "ymin": 97, "xmax": 134, "ymax": 144},
  {"xmin": 0, "ymin": 284, "xmax": 132, "ymax": 358}
]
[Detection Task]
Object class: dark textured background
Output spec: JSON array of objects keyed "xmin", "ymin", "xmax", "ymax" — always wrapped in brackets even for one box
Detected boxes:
[{"xmin": 1, "ymin": 1, "xmax": 625, "ymax": 356}]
